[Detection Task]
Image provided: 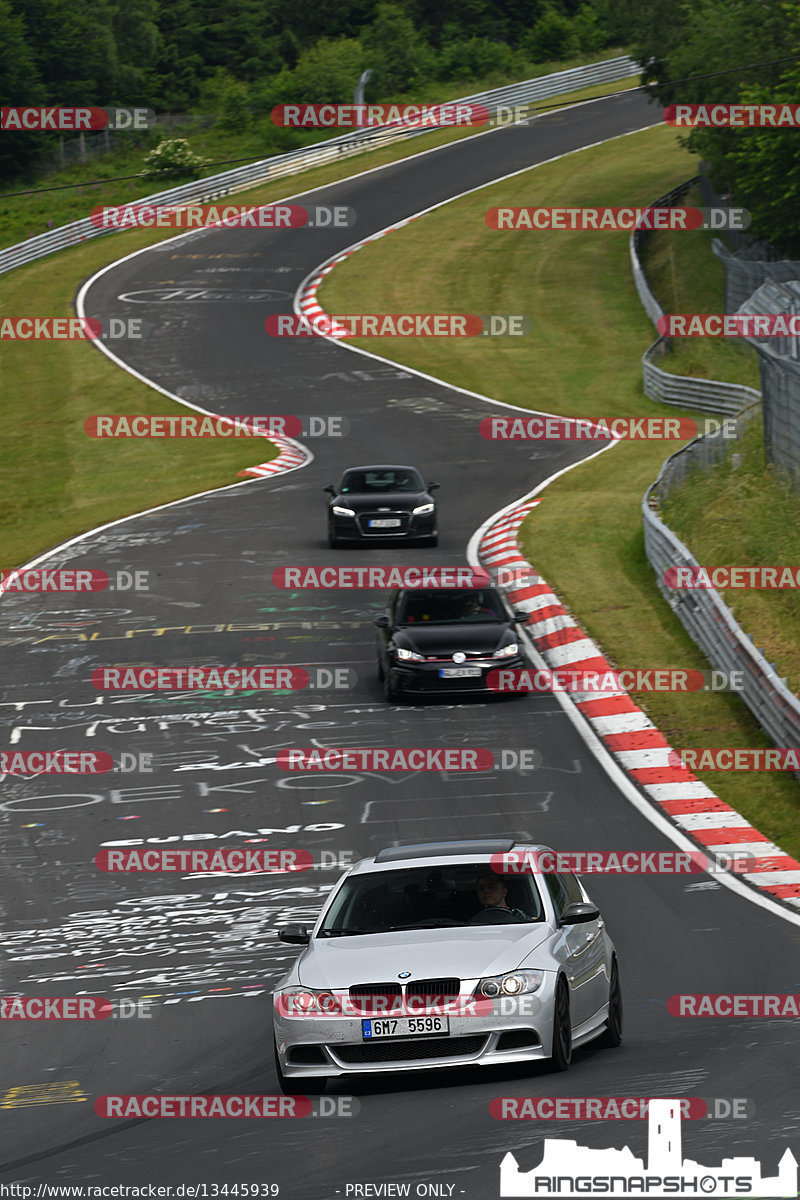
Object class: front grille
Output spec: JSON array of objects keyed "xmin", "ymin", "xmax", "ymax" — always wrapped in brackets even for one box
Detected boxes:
[
  {"xmin": 349, "ymin": 983, "xmax": 401, "ymax": 1012},
  {"xmin": 333, "ymin": 1035, "xmax": 487, "ymax": 1064},
  {"xmin": 405, "ymin": 978, "xmax": 460, "ymax": 999},
  {"xmin": 356, "ymin": 511, "xmax": 410, "ymax": 536}
]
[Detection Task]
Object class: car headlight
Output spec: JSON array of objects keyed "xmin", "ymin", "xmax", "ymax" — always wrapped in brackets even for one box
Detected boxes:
[
  {"xmin": 476, "ymin": 970, "xmax": 544, "ymax": 998},
  {"xmin": 331, "ymin": 505, "xmax": 355, "ymax": 517},
  {"xmin": 411, "ymin": 502, "xmax": 435, "ymax": 516},
  {"xmin": 395, "ymin": 646, "xmax": 425, "ymax": 662},
  {"xmin": 493, "ymin": 642, "xmax": 519, "ymax": 658},
  {"xmin": 277, "ymin": 988, "xmax": 339, "ymax": 1015}
]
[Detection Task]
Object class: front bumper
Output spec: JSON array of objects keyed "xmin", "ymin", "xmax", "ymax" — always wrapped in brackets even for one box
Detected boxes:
[
  {"xmin": 330, "ymin": 512, "xmax": 436, "ymax": 541},
  {"xmin": 390, "ymin": 654, "xmax": 527, "ymax": 694},
  {"xmin": 274, "ymin": 988, "xmax": 553, "ymax": 1079}
]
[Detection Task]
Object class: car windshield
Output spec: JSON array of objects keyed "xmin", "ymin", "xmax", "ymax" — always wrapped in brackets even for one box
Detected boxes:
[
  {"xmin": 340, "ymin": 469, "xmax": 424, "ymax": 494},
  {"xmin": 317, "ymin": 864, "xmax": 544, "ymax": 936},
  {"xmin": 397, "ymin": 589, "xmax": 506, "ymax": 625}
]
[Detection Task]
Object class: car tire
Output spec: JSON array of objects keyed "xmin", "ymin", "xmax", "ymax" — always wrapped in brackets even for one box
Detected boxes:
[
  {"xmin": 377, "ymin": 656, "xmax": 385, "ymax": 682},
  {"xmin": 597, "ymin": 958, "xmax": 623, "ymax": 1048},
  {"xmin": 549, "ymin": 977, "xmax": 572, "ymax": 1071},
  {"xmin": 421, "ymin": 534, "xmax": 438, "ymax": 547},
  {"xmin": 383, "ymin": 666, "xmax": 399, "ymax": 702},
  {"xmin": 273, "ymin": 1038, "xmax": 327, "ymax": 1096},
  {"xmin": 328, "ymin": 530, "xmax": 340, "ymax": 549}
]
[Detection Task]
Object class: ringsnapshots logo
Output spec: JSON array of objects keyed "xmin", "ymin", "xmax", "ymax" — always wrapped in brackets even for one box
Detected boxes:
[
  {"xmin": 486, "ymin": 207, "xmax": 750, "ymax": 232},
  {"xmin": 499, "ymin": 1098, "xmax": 797, "ymax": 1197},
  {"xmin": 90, "ymin": 203, "xmax": 355, "ymax": 230},
  {"xmin": 266, "ymin": 314, "xmax": 528, "ymax": 338}
]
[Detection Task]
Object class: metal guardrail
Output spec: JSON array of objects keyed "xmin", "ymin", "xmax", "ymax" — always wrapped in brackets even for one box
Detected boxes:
[
  {"xmin": 635, "ymin": 196, "xmax": 800, "ymax": 761},
  {"xmin": 630, "ymin": 178, "xmax": 760, "ymax": 416},
  {"xmin": 642, "ymin": 338, "xmax": 760, "ymax": 416},
  {"xmin": 0, "ymin": 55, "xmax": 640, "ymax": 279},
  {"xmin": 642, "ymin": 418, "xmax": 800, "ymax": 756}
]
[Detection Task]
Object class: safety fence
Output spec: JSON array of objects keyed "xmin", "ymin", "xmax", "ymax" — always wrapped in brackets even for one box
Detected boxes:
[{"xmin": 0, "ymin": 55, "xmax": 640, "ymax": 279}]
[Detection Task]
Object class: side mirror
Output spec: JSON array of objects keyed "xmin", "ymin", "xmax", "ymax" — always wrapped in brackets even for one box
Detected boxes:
[
  {"xmin": 513, "ymin": 609, "xmax": 529, "ymax": 623},
  {"xmin": 559, "ymin": 902, "xmax": 600, "ymax": 926},
  {"xmin": 278, "ymin": 924, "xmax": 311, "ymax": 944},
  {"xmin": 427, "ymin": 482, "xmax": 440, "ymax": 491},
  {"xmin": 373, "ymin": 615, "xmax": 390, "ymax": 629},
  {"xmin": 323, "ymin": 484, "xmax": 335, "ymax": 495}
]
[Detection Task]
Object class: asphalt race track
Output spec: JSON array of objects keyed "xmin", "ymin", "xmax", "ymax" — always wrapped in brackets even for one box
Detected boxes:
[{"xmin": 1, "ymin": 90, "xmax": 799, "ymax": 1196}]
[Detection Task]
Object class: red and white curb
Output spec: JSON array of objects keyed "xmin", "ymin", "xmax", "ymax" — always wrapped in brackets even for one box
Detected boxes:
[
  {"xmin": 237, "ymin": 435, "xmax": 310, "ymax": 478},
  {"xmin": 478, "ymin": 502, "xmax": 800, "ymax": 912},
  {"xmin": 296, "ymin": 217, "xmax": 420, "ymax": 326}
]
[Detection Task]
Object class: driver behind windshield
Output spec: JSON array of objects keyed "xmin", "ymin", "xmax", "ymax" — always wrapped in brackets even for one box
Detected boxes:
[{"xmin": 476, "ymin": 873, "xmax": 530, "ymax": 920}]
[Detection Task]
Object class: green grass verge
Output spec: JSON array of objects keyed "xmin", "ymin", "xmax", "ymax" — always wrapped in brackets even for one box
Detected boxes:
[
  {"xmin": 661, "ymin": 419, "xmax": 800, "ymax": 692},
  {"xmin": 319, "ymin": 122, "xmax": 800, "ymax": 862},
  {"xmin": 0, "ymin": 237, "xmax": 280, "ymax": 572},
  {"xmin": 640, "ymin": 183, "xmax": 760, "ymax": 388}
]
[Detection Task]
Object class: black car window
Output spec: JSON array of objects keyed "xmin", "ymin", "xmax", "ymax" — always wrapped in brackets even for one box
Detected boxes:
[
  {"xmin": 340, "ymin": 469, "xmax": 424, "ymax": 494},
  {"xmin": 317, "ymin": 864, "xmax": 544, "ymax": 935},
  {"xmin": 397, "ymin": 589, "xmax": 505, "ymax": 625},
  {"xmin": 543, "ymin": 872, "xmax": 572, "ymax": 919}
]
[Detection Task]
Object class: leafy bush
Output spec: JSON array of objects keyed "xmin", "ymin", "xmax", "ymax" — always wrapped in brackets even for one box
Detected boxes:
[{"xmin": 141, "ymin": 137, "xmax": 207, "ymax": 177}]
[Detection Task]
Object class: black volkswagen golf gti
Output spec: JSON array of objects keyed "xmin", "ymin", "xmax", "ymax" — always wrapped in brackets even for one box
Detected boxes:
[
  {"xmin": 375, "ymin": 585, "xmax": 528, "ymax": 700},
  {"xmin": 324, "ymin": 464, "xmax": 439, "ymax": 547}
]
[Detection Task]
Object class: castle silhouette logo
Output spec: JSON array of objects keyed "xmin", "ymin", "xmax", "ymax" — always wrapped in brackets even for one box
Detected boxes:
[{"xmin": 500, "ymin": 1099, "xmax": 797, "ymax": 1197}]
